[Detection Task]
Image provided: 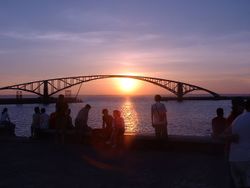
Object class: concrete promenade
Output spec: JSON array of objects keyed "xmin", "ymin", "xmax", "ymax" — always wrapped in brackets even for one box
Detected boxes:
[{"xmin": 0, "ymin": 136, "xmax": 231, "ymax": 188}]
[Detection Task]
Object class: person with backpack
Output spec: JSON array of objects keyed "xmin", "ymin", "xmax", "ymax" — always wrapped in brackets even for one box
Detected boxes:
[{"xmin": 151, "ymin": 95, "xmax": 168, "ymax": 139}]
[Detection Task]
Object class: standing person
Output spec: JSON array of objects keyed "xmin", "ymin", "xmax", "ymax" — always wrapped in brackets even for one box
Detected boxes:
[
  {"xmin": 40, "ymin": 108, "xmax": 49, "ymax": 129},
  {"xmin": 102, "ymin": 109, "xmax": 113, "ymax": 140},
  {"xmin": 31, "ymin": 107, "xmax": 40, "ymax": 138},
  {"xmin": 211, "ymin": 108, "xmax": 227, "ymax": 138},
  {"xmin": 229, "ymin": 99, "xmax": 250, "ymax": 188},
  {"xmin": 0, "ymin": 108, "xmax": 15, "ymax": 136},
  {"xmin": 151, "ymin": 95, "xmax": 168, "ymax": 138},
  {"xmin": 75, "ymin": 104, "xmax": 92, "ymax": 142},
  {"xmin": 55, "ymin": 94, "xmax": 68, "ymax": 143}
]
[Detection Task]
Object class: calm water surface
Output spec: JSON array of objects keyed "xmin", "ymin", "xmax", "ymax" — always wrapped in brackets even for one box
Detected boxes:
[{"xmin": 0, "ymin": 96, "xmax": 232, "ymax": 137}]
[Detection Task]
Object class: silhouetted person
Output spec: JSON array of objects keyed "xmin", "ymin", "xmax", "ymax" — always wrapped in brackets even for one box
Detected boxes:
[
  {"xmin": 55, "ymin": 94, "xmax": 68, "ymax": 143},
  {"xmin": 212, "ymin": 108, "xmax": 227, "ymax": 138},
  {"xmin": 0, "ymin": 108, "xmax": 15, "ymax": 136},
  {"xmin": 75, "ymin": 104, "xmax": 92, "ymax": 142},
  {"xmin": 0, "ymin": 108, "xmax": 10, "ymax": 125},
  {"xmin": 151, "ymin": 95, "xmax": 168, "ymax": 138},
  {"xmin": 113, "ymin": 110, "xmax": 125, "ymax": 148},
  {"xmin": 102, "ymin": 109, "xmax": 113, "ymax": 139},
  {"xmin": 31, "ymin": 107, "xmax": 40, "ymax": 138},
  {"xmin": 229, "ymin": 99, "xmax": 250, "ymax": 188},
  {"xmin": 40, "ymin": 108, "xmax": 49, "ymax": 129}
]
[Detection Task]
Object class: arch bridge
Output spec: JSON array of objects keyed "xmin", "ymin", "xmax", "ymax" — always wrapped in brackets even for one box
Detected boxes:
[{"xmin": 0, "ymin": 75, "xmax": 220, "ymax": 99}]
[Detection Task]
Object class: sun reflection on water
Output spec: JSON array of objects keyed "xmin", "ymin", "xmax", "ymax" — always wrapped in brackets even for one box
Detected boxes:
[{"xmin": 120, "ymin": 99, "xmax": 139, "ymax": 134}]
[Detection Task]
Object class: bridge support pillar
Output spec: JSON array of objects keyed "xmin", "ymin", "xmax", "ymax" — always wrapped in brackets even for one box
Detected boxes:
[{"xmin": 177, "ymin": 83, "xmax": 184, "ymax": 101}]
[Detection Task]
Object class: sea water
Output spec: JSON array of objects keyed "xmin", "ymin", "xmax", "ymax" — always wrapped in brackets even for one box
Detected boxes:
[{"xmin": 0, "ymin": 95, "xmax": 232, "ymax": 137}]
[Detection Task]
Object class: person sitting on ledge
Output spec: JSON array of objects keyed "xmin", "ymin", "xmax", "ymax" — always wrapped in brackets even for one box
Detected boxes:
[
  {"xmin": 0, "ymin": 108, "xmax": 16, "ymax": 136},
  {"xmin": 40, "ymin": 108, "xmax": 49, "ymax": 130},
  {"xmin": 106, "ymin": 110, "xmax": 125, "ymax": 148},
  {"xmin": 211, "ymin": 108, "xmax": 227, "ymax": 138},
  {"xmin": 31, "ymin": 107, "xmax": 40, "ymax": 138},
  {"xmin": 75, "ymin": 104, "xmax": 92, "ymax": 142},
  {"xmin": 102, "ymin": 108, "xmax": 113, "ymax": 140}
]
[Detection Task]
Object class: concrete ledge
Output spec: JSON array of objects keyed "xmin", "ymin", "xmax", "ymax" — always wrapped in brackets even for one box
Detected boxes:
[
  {"xmin": 122, "ymin": 134, "xmax": 225, "ymax": 154},
  {"xmin": 0, "ymin": 131, "xmax": 225, "ymax": 154}
]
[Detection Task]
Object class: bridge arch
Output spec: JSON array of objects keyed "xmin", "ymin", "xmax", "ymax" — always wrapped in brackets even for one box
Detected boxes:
[{"xmin": 0, "ymin": 75, "xmax": 220, "ymax": 99}]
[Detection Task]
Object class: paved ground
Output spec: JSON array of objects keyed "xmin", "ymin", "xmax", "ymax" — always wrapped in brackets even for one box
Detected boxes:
[{"xmin": 0, "ymin": 138, "xmax": 232, "ymax": 188}]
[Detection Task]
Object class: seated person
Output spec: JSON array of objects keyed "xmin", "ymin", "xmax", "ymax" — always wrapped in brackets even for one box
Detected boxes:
[
  {"xmin": 212, "ymin": 108, "xmax": 227, "ymax": 138},
  {"xmin": 40, "ymin": 108, "xmax": 49, "ymax": 129},
  {"xmin": 106, "ymin": 110, "xmax": 125, "ymax": 148},
  {"xmin": 75, "ymin": 104, "xmax": 92, "ymax": 132},
  {"xmin": 102, "ymin": 109, "xmax": 113, "ymax": 139},
  {"xmin": 75, "ymin": 104, "xmax": 92, "ymax": 142},
  {"xmin": 31, "ymin": 107, "xmax": 40, "ymax": 138},
  {"xmin": 0, "ymin": 108, "xmax": 15, "ymax": 136}
]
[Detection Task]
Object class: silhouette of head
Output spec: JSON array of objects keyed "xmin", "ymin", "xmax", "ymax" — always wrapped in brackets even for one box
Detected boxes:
[
  {"xmin": 102, "ymin": 109, "xmax": 108, "ymax": 115},
  {"xmin": 154, "ymin": 95, "xmax": 161, "ymax": 102},
  {"xmin": 85, "ymin": 104, "xmax": 91, "ymax": 109},
  {"xmin": 41, "ymin": 108, "xmax": 46, "ymax": 113},
  {"xmin": 216, "ymin": 108, "xmax": 224, "ymax": 117},
  {"xmin": 113, "ymin": 110, "xmax": 120, "ymax": 118}
]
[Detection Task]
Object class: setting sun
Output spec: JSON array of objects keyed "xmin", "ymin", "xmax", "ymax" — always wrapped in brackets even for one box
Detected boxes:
[{"xmin": 118, "ymin": 78, "xmax": 138, "ymax": 93}]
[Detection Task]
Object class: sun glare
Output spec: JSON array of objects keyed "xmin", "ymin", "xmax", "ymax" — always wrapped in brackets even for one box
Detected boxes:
[{"xmin": 118, "ymin": 78, "xmax": 138, "ymax": 93}]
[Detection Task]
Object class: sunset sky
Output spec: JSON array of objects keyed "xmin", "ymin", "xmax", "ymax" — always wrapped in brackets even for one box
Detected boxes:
[{"xmin": 0, "ymin": 1, "xmax": 249, "ymax": 95}]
